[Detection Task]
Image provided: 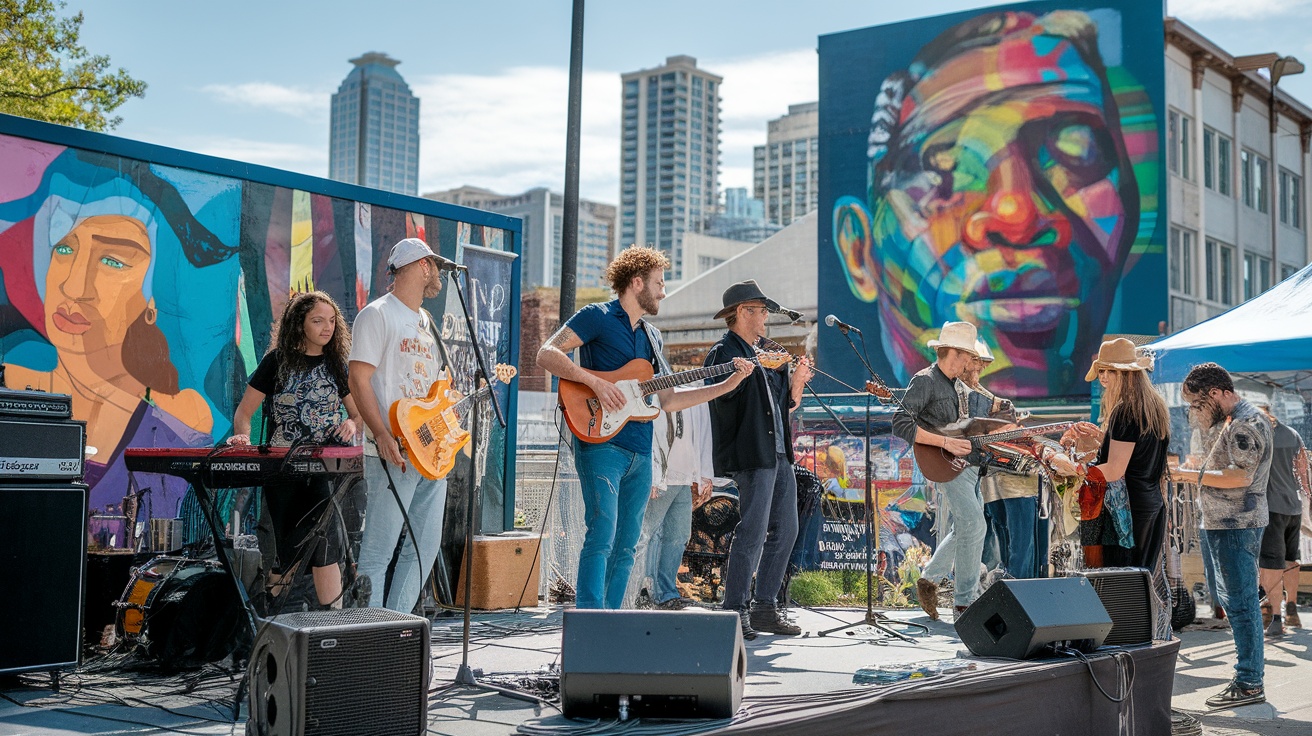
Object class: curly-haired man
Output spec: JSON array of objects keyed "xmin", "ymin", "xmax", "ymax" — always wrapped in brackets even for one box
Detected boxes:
[{"xmin": 538, "ymin": 246, "xmax": 754, "ymax": 609}]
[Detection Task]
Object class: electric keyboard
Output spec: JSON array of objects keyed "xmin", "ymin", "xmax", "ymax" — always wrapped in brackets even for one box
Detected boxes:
[{"xmin": 124, "ymin": 445, "xmax": 364, "ymax": 488}]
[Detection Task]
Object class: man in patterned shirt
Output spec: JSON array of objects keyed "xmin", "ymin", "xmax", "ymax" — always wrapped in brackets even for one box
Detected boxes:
[{"xmin": 1174, "ymin": 363, "xmax": 1273, "ymax": 709}]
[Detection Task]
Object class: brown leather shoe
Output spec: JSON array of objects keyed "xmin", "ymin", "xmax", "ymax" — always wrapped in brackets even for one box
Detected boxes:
[
  {"xmin": 917, "ymin": 578, "xmax": 940, "ymax": 621},
  {"xmin": 1287, "ymin": 602, "xmax": 1302, "ymax": 628}
]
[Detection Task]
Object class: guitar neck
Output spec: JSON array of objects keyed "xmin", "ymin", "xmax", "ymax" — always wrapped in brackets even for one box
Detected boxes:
[
  {"xmin": 975, "ymin": 422, "xmax": 1072, "ymax": 444},
  {"xmin": 638, "ymin": 362, "xmax": 738, "ymax": 396}
]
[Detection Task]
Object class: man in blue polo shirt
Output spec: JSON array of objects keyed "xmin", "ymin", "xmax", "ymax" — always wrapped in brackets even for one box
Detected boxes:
[{"xmin": 538, "ymin": 246, "xmax": 754, "ymax": 609}]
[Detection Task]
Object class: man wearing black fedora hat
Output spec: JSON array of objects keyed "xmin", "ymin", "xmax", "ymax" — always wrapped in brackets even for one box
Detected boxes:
[{"xmin": 704, "ymin": 280, "xmax": 813, "ymax": 639}]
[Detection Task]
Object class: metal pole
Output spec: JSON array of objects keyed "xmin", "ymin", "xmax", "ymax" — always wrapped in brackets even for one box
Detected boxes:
[
  {"xmin": 558, "ymin": 0, "xmax": 585, "ymax": 324},
  {"xmin": 1271, "ymin": 81, "xmax": 1280, "ymax": 291}
]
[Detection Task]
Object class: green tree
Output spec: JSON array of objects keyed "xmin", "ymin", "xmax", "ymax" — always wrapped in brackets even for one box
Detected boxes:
[{"xmin": 0, "ymin": 0, "xmax": 145, "ymax": 131}]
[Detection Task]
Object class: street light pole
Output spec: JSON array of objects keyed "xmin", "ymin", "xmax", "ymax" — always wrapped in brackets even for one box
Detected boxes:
[{"xmin": 559, "ymin": 0, "xmax": 585, "ymax": 325}]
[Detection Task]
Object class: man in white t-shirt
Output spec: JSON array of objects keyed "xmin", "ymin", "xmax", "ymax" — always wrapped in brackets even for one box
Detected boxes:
[{"xmin": 349, "ymin": 237, "xmax": 450, "ymax": 613}]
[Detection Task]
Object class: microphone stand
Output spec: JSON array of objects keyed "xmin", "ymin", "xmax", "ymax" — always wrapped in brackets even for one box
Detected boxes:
[
  {"xmin": 445, "ymin": 268, "xmax": 541, "ymax": 705},
  {"xmin": 817, "ymin": 325, "xmax": 926, "ymax": 642}
]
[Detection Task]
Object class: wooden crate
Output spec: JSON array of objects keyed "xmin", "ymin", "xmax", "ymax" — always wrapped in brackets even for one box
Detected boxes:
[{"xmin": 455, "ymin": 533, "xmax": 541, "ymax": 610}]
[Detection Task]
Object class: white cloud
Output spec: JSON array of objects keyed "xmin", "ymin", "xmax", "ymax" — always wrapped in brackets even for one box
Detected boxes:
[
  {"xmin": 201, "ymin": 82, "xmax": 331, "ymax": 119},
  {"xmin": 1168, "ymin": 0, "xmax": 1312, "ymax": 20},
  {"xmin": 709, "ymin": 49, "xmax": 819, "ymax": 192},
  {"xmin": 178, "ymin": 136, "xmax": 328, "ymax": 172}
]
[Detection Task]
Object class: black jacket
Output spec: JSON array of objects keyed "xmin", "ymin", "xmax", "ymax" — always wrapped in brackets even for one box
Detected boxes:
[{"xmin": 704, "ymin": 331, "xmax": 794, "ymax": 474}]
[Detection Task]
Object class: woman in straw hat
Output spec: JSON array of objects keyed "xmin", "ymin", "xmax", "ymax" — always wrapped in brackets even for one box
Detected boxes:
[{"xmin": 1058, "ymin": 338, "xmax": 1171, "ymax": 571}]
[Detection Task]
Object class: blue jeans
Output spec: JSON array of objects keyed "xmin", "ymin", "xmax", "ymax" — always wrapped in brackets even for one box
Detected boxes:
[
  {"xmin": 1202, "ymin": 527, "xmax": 1265, "ymax": 689},
  {"xmin": 574, "ymin": 440, "xmax": 652, "ymax": 609},
  {"xmin": 923, "ymin": 467, "xmax": 985, "ymax": 607},
  {"xmin": 722, "ymin": 454, "xmax": 798, "ymax": 610},
  {"xmin": 636, "ymin": 484, "xmax": 693, "ymax": 603},
  {"xmin": 358, "ymin": 455, "xmax": 448, "ymax": 613},
  {"xmin": 984, "ymin": 496, "xmax": 1038, "ymax": 579}
]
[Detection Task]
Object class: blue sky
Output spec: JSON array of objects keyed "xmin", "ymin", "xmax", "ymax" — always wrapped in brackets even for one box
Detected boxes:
[{"xmin": 76, "ymin": 0, "xmax": 1312, "ymax": 204}]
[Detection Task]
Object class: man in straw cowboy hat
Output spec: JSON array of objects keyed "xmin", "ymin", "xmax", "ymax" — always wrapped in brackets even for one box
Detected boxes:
[
  {"xmin": 895, "ymin": 321, "xmax": 987, "ymax": 620},
  {"xmin": 1169, "ymin": 362, "xmax": 1273, "ymax": 709},
  {"xmin": 704, "ymin": 280, "xmax": 813, "ymax": 640}
]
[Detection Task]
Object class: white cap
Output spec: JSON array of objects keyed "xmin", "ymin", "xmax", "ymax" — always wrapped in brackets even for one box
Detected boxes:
[{"xmin": 388, "ymin": 237, "xmax": 438, "ymax": 271}]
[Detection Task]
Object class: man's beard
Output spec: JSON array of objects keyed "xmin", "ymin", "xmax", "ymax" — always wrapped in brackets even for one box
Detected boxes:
[{"xmin": 637, "ymin": 289, "xmax": 660, "ymax": 316}]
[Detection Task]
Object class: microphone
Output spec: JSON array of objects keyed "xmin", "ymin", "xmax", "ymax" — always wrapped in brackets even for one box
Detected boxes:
[
  {"xmin": 773, "ymin": 306, "xmax": 803, "ymax": 321},
  {"xmin": 824, "ymin": 314, "xmax": 861, "ymax": 335},
  {"xmin": 434, "ymin": 255, "xmax": 468, "ymax": 272}
]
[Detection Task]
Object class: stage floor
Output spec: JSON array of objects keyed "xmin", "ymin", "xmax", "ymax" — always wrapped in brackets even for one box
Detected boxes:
[{"xmin": 3, "ymin": 605, "xmax": 1307, "ymax": 735}]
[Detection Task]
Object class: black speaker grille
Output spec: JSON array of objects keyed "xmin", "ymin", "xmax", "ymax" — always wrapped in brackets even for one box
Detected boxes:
[
  {"xmin": 1088, "ymin": 572, "xmax": 1152, "ymax": 646},
  {"xmin": 301, "ymin": 616, "xmax": 427, "ymax": 736},
  {"xmin": 280, "ymin": 607, "xmax": 416, "ymax": 629}
]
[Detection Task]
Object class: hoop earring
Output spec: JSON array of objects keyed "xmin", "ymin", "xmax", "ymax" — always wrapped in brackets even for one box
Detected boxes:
[{"xmin": 144, "ymin": 298, "xmax": 157, "ymax": 326}]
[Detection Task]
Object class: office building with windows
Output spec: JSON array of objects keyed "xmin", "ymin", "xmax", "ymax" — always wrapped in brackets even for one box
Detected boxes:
[
  {"xmin": 329, "ymin": 52, "xmax": 420, "ymax": 195},
  {"xmin": 620, "ymin": 56, "xmax": 722, "ymax": 280},
  {"xmin": 423, "ymin": 185, "xmax": 616, "ymax": 290},
  {"xmin": 753, "ymin": 102, "xmax": 819, "ymax": 227},
  {"xmin": 1165, "ymin": 20, "xmax": 1311, "ymax": 332}
]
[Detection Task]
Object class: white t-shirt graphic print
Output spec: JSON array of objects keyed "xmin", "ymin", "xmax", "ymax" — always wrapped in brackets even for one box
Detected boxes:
[{"xmin": 349, "ymin": 292, "xmax": 445, "ymax": 455}]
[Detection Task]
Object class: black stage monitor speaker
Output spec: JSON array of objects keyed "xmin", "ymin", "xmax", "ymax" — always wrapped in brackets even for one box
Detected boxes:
[
  {"xmin": 0, "ymin": 483, "xmax": 88, "ymax": 674},
  {"xmin": 955, "ymin": 577, "xmax": 1113, "ymax": 660},
  {"xmin": 1077, "ymin": 568, "xmax": 1156, "ymax": 647},
  {"xmin": 246, "ymin": 609, "xmax": 430, "ymax": 736},
  {"xmin": 561, "ymin": 609, "xmax": 745, "ymax": 719}
]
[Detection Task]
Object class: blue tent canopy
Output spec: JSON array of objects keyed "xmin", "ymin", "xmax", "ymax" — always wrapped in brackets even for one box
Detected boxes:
[{"xmin": 1149, "ymin": 263, "xmax": 1312, "ymax": 387}]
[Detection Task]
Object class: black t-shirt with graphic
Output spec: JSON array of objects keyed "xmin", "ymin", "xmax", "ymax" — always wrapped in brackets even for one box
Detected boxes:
[{"xmin": 248, "ymin": 350, "xmax": 350, "ymax": 446}]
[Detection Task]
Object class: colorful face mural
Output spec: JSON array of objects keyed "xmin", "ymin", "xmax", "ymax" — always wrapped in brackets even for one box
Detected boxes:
[
  {"xmin": 0, "ymin": 130, "xmax": 518, "ymax": 535},
  {"xmin": 821, "ymin": 2, "xmax": 1165, "ymax": 398}
]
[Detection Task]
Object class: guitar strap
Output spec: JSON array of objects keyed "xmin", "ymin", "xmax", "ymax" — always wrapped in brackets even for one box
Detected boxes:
[
  {"xmin": 640, "ymin": 319, "xmax": 673, "ymax": 376},
  {"xmin": 420, "ymin": 307, "xmax": 455, "ymax": 376}
]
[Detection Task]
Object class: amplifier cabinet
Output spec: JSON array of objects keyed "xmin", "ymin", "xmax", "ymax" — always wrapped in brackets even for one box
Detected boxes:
[
  {"xmin": 0, "ymin": 387, "xmax": 72, "ymax": 419},
  {"xmin": 0, "ymin": 483, "xmax": 88, "ymax": 674},
  {"xmin": 0, "ymin": 416, "xmax": 86, "ymax": 480},
  {"xmin": 455, "ymin": 533, "xmax": 541, "ymax": 610}
]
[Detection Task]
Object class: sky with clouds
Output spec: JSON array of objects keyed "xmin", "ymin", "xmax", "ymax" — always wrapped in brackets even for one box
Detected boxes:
[{"xmin": 75, "ymin": 0, "xmax": 1312, "ymax": 205}]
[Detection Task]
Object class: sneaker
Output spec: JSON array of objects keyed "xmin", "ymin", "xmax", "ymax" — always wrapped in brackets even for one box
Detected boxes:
[
  {"xmin": 634, "ymin": 588, "xmax": 654, "ymax": 609},
  {"xmin": 1286, "ymin": 602, "xmax": 1301, "ymax": 628},
  {"xmin": 1205, "ymin": 681, "xmax": 1265, "ymax": 709},
  {"xmin": 917, "ymin": 578, "xmax": 940, "ymax": 621},
  {"xmin": 1261, "ymin": 597, "xmax": 1273, "ymax": 628},
  {"xmin": 1266, "ymin": 614, "xmax": 1285, "ymax": 637},
  {"xmin": 750, "ymin": 605, "xmax": 802, "ymax": 635},
  {"xmin": 654, "ymin": 596, "xmax": 695, "ymax": 611},
  {"xmin": 736, "ymin": 609, "xmax": 758, "ymax": 641}
]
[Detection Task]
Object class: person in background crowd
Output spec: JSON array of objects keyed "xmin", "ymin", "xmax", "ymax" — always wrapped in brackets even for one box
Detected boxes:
[
  {"xmin": 230, "ymin": 291, "xmax": 360, "ymax": 608},
  {"xmin": 1256, "ymin": 403, "xmax": 1309, "ymax": 636},
  {"xmin": 898, "ymin": 322, "xmax": 982, "ymax": 621},
  {"xmin": 704, "ymin": 280, "xmax": 812, "ymax": 640},
  {"xmin": 966, "ymin": 341, "xmax": 1041, "ymax": 580},
  {"xmin": 1171, "ymin": 363, "xmax": 1273, "ymax": 709},
  {"xmin": 1062, "ymin": 339, "xmax": 1170, "ymax": 572},
  {"xmin": 629, "ymin": 402, "xmax": 714, "ymax": 610}
]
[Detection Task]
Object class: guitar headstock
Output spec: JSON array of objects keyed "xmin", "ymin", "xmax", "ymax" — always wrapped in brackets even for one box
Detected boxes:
[
  {"xmin": 755, "ymin": 351, "xmax": 792, "ymax": 370},
  {"xmin": 864, "ymin": 380, "xmax": 893, "ymax": 400},
  {"xmin": 493, "ymin": 363, "xmax": 518, "ymax": 385}
]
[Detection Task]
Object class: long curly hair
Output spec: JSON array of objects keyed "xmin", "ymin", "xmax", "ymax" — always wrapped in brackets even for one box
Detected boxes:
[{"xmin": 267, "ymin": 291, "xmax": 351, "ymax": 391}]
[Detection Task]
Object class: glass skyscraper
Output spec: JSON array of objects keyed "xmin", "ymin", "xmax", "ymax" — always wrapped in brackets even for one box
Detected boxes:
[
  {"xmin": 329, "ymin": 52, "xmax": 420, "ymax": 195},
  {"xmin": 620, "ymin": 56, "xmax": 721, "ymax": 281}
]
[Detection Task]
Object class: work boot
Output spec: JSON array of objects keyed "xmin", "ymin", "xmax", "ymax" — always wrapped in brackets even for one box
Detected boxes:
[
  {"xmin": 1266, "ymin": 614, "xmax": 1285, "ymax": 637},
  {"xmin": 736, "ymin": 609, "xmax": 758, "ymax": 641},
  {"xmin": 750, "ymin": 604, "xmax": 802, "ymax": 635},
  {"xmin": 1286, "ymin": 602, "xmax": 1301, "ymax": 628},
  {"xmin": 917, "ymin": 578, "xmax": 940, "ymax": 621}
]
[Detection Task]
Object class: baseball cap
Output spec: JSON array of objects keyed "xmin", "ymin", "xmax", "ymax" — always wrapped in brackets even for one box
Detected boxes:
[{"xmin": 387, "ymin": 237, "xmax": 439, "ymax": 271}]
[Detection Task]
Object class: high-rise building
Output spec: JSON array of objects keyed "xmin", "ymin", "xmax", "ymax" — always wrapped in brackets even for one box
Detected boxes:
[
  {"xmin": 424, "ymin": 185, "xmax": 617, "ymax": 290},
  {"xmin": 329, "ymin": 52, "xmax": 420, "ymax": 195},
  {"xmin": 724, "ymin": 187, "xmax": 764, "ymax": 221},
  {"xmin": 753, "ymin": 102, "xmax": 818, "ymax": 226},
  {"xmin": 707, "ymin": 186, "xmax": 778, "ymax": 244},
  {"xmin": 620, "ymin": 55, "xmax": 722, "ymax": 280}
]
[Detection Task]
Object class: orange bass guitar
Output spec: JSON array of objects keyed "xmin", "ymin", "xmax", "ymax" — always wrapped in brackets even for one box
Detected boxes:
[{"xmin": 389, "ymin": 364, "xmax": 517, "ymax": 481}]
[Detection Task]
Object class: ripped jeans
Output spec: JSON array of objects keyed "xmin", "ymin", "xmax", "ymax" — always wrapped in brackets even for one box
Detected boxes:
[{"xmin": 573, "ymin": 440, "xmax": 652, "ymax": 609}]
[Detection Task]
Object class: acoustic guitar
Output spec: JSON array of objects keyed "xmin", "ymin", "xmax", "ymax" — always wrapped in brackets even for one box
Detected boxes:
[
  {"xmin": 558, "ymin": 352, "xmax": 790, "ymax": 443},
  {"xmin": 913, "ymin": 418, "xmax": 1073, "ymax": 483},
  {"xmin": 390, "ymin": 364, "xmax": 517, "ymax": 481}
]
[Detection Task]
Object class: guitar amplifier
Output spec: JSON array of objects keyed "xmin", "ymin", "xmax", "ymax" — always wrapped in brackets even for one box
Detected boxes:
[
  {"xmin": 0, "ymin": 416, "xmax": 86, "ymax": 480},
  {"xmin": 0, "ymin": 387, "xmax": 72, "ymax": 420}
]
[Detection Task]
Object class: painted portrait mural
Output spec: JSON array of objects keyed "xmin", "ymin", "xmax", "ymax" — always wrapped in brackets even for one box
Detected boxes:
[
  {"xmin": 0, "ymin": 120, "xmax": 519, "ymax": 538},
  {"xmin": 818, "ymin": 1, "xmax": 1166, "ymax": 398}
]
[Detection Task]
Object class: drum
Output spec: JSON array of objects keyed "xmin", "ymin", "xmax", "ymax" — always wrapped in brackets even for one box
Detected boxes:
[{"xmin": 116, "ymin": 556, "xmax": 245, "ymax": 668}]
